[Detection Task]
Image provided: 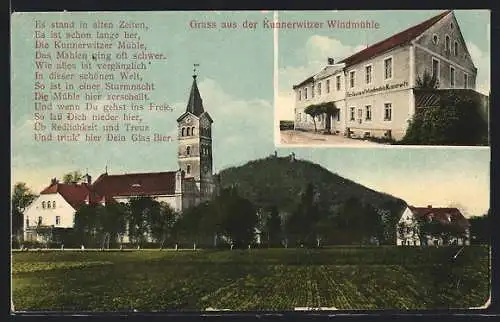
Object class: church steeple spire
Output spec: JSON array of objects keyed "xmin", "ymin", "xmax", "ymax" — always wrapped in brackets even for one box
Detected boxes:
[{"xmin": 186, "ymin": 64, "xmax": 204, "ymax": 116}]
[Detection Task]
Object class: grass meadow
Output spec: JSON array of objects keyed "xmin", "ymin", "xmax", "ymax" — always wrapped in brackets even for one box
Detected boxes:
[{"xmin": 11, "ymin": 246, "xmax": 490, "ymax": 312}]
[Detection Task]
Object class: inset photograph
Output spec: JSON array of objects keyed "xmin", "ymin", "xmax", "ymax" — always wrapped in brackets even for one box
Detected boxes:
[{"xmin": 276, "ymin": 10, "xmax": 490, "ymax": 146}]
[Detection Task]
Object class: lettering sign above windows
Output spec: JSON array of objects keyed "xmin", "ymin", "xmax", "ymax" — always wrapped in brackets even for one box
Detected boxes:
[{"xmin": 346, "ymin": 81, "xmax": 408, "ymax": 98}]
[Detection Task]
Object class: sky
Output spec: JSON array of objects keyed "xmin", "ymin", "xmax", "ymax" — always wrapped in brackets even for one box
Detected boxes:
[
  {"xmin": 275, "ymin": 10, "xmax": 491, "ymax": 121},
  {"xmin": 11, "ymin": 11, "xmax": 490, "ymax": 217}
]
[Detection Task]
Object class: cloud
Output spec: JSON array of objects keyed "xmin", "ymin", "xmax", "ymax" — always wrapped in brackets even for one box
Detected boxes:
[
  {"xmin": 302, "ymin": 35, "xmax": 366, "ymax": 64},
  {"xmin": 197, "ymin": 78, "xmax": 274, "ymax": 170},
  {"xmin": 466, "ymin": 40, "xmax": 490, "ymax": 95}
]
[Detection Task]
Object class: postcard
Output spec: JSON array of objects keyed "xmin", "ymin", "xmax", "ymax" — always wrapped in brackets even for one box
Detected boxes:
[{"xmin": 11, "ymin": 10, "xmax": 490, "ymax": 313}]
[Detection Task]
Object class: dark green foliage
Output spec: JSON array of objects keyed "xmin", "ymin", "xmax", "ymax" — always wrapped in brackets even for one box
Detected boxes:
[
  {"xmin": 216, "ymin": 187, "xmax": 258, "ymax": 247},
  {"xmin": 285, "ymin": 183, "xmax": 321, "ymax": 246},
  {"xmin": 73, "ymin": 204, "xmax": 101, "ymax": 247},
  {"xmin": 73, "ymin": 199, "xmax": 174, "ymax": 248},
  {"xmin": 264, "ymin": 206, "xmax": 282, "ymax": 247},
  {"xmin": 469, "ymin": 212, "xmax": 490, "ymax": 244},
  {"xmin": 218, "ymin": 157, "xmax": 406, "ymax": 245},
  {"xmin": 304, "ymin": 102, "xmax": 340, "ymax": 133},
  {"xmin": 174, "ymin": 188, "xmax": 258, "ymax": 248},
  {"xmin": 415, "ymin": 69, "xmax": 439, "ymax": 89},
  {"xmin": 127, "ymin": 197, "xmax": 159, "ymax": 245},
  {"xmin": 402, "ymin": 91, "xmax": 488, "ymax": 145},
  {"xmin": 279, "ymin": 120, "xmax": 294, "ymax": 130},
  {"xmin": 11, "ymin": 182, "xmax": 37, "ymax": 238},
  {"xmin": 62, "ymin": 170, "xmax": 83, "ymax": 184},
  {"xmin": 173, "ymin": 201, "xmax": 212, "ymax": 246},
  {"xmin": 304, "ymin": 104, "xmax": 323, "ymax": 132}
]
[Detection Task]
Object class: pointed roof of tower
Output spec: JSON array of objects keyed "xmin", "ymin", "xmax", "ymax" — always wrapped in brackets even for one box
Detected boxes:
[{"xmin": 186, "ymin": 75, "xmax": 204, "ymax": 117}]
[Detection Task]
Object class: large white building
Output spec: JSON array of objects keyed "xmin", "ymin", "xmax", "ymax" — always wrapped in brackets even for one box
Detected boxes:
[
  {"xmin": 294, "ymin": 10, "xmax": 483, "ymax": 140},
  {"xmin": 23, "ymin": 73, "xmax": 216, "ymax": 243}
]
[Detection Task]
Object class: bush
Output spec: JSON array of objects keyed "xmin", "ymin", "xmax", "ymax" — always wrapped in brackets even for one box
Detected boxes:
[
  {"xmin": 365, "ymin": 136, "xmax": 397, "ymax": 144},
  {"xmin": 279, "ymin": 120, "xmax": 294, "ymax": 131},
  {"xmin": 402, "ymin": 91, "xmax": 488, "ymax": 145}
]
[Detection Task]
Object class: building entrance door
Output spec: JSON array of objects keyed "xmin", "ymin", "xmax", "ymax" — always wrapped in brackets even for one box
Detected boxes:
[{"xmin": 325, "ymin": 114, "xmax": 332, "ymax": 133}]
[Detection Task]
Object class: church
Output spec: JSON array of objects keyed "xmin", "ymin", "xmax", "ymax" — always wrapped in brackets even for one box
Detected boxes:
[{"xmin": 23, "ymin": 72, "xmax": 215, "ymax": 242}]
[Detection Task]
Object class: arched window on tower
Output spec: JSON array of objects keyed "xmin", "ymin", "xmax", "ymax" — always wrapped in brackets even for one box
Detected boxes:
[
  {"xmin": 47, "ymin": 201, "xmax": 51, "ymax": 209},
  {"xmin": 186, "ymin": 146, "xmax": 191, "ymax": 156},
  {"xmin": 42, "ymin": 201, "xmax": 46, "ymax": 209},
  {"xmin": 52, "ymin": 201, "xmax": 56, "ymax": 208},
  {"xmin": 191, "ymin": 127, "xmax": 195, "ymax": 136},
  {"xmin": 186, "ymin": 127, "xmax": 191, "ymax": 136},
  {"xmin": 181, "ymin": 128, "xmax": 185, "ymax": 136},
  {"xmin": 186, "ymin": 165, "xmax": 191, "ymax": 174}
]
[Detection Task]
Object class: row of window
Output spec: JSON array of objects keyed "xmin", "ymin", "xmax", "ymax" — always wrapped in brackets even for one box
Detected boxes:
[
  {"xmin": 184, "ymin": 145, "xmax": 211, "ymax": 156},
  {"xmin": 348, "ymin": 57, "xmax": 393, "ymax": 89},
  {"xmin": 180, "ymin": 127, "xmax": 196, "ymax": 137},
  {"xmin": 348, "ymin": 103, "xmax": 393, "ymax": 122},
  {"xmin": 181, "ymin": 126, "xmax": 212, "ymax": 137},
  {"xmin": 298, "ymin": 74, "xmax": 342, "ymax": 100},
  {"xmin": 401, "ymin": 240, "xmax": 418, "ymax": 246},
  {"xmin": 41, "ymin": 201, "xmax": 56, "ymax": 209},
  {"xmin": 298, "ymin": 57, "xmax": 394, "ymax": 101},
  {"xmin": 432, "ymin": 24, "xmax": 461, "ymax": 58},
  {"xmin": 26, "ymin": 215, "xmax": 61, "ymax": 226},
  {"xmin": 431, "ymin": 57, "xmax": 469, "ymax": 88}
]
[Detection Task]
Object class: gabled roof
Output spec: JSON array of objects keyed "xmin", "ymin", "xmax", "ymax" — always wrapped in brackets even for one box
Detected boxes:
[
  {"xmin": 186, "ymin": 75, "xmax": 204, "ymax": 116},
  {"xmin": 92, "ymin": 171, "xmax": 178, "ymax": 197},
  {"xmin": 409, "ymin": 206, "xmax": 470, "ymax": 230},
  {"xmin": 40, "ymin": 182, "xmax": 104, "ymax": 209},
  {"xmin": 339, "ymin": 10, "xmax": 451, "ymax": 67}
]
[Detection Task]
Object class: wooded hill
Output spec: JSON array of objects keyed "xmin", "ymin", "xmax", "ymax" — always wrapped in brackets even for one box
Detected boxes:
[
  {"xmin": 219, "ymin": 155, "xmax": 406, "ymax": 212},
  {"xmin": 218, "ymin": 155, "xmax": 407, "ymax": 244}
]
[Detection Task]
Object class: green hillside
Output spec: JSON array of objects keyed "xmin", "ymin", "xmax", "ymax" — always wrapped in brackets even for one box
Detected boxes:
[{"xmin": 218, "ymin": 155, "xmax": 407, "ymax": 215}]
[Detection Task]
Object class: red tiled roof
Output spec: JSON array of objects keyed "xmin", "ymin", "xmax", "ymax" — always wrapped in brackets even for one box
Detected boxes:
[
  {"xmin": 339, "ymin": 10, "xmax": 451, "ymax": 67},
  {"xmin": 92, "ymin": 171, "xmax": 177, "ymax": 197},
  {"xmin": 409, "ymin": 206, "xmax": 470, "ymax": 229},
  {"xmin": 40, "ymin": 182, "xmax": 103, "ymax": 209}
]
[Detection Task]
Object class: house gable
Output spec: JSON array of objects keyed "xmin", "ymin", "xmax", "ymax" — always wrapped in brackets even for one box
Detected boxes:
[
  {"xmin": 415, "ymin": 11, "xmax": 476, "ymax": 74},
  {"xmin": 24, "ymin": 193, "xmax": 77, "ymax": 229},
  {"xmin": 399, "ymin": 207, "xmax": 417, "ymax": 224},
  {"xmin": 176, "ymin": 111, "xmax": 198, "ymax": 123}
]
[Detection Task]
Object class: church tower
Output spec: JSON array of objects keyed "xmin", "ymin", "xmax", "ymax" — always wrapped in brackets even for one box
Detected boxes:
[{"xmin": 176, "ymin": 67, "xmax": 214, "ymax": 203}]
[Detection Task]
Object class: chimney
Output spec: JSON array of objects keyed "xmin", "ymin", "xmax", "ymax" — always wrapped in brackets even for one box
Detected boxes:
[
  {"xmin": 85, "ymin": 173, "xmax": 92, "ymax": 185},
  {"xmin": 327, "ymin": 57, "xmax": 334, "ymax": 65},
  {"xmin": 50, "ymin": 178, "xmax": 58, "ymax": 185}
]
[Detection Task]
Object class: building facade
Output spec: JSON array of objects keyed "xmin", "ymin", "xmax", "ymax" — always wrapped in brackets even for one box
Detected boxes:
[
  {"xmin": 293, "ymin": 10, "xmax": 480, "ymax": 140},
  {"xmin": 396, "ymin": 205, "xmax": 471, "ymax": 247},
  {"xmin": 23, "ymin": 73, "xmax": 215, "ymax": 243}
]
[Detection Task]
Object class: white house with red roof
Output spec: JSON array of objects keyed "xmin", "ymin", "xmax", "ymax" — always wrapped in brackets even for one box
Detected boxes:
[
  {"xmin": 294, "ymin": 10, "xmax": 487, "ymax": 140},
  {"xmin": 396, "ymin": 205, "xmax": 470, "ymax": 246},
  {"xmin": 23, "ymin": 176, "xmax": 109, "ymax": 242},
  {"xmin": 23, "ymin": 72, "xmax": 215, "ymax": 243}
]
